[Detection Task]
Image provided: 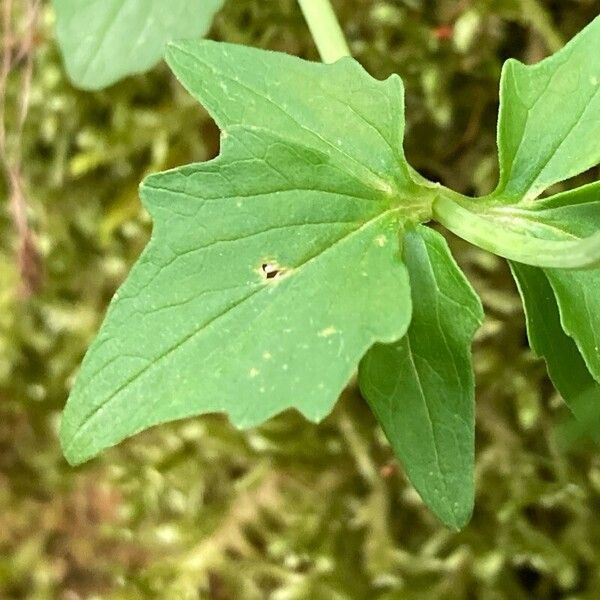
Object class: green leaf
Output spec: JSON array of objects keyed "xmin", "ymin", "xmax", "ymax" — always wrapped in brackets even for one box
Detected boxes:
[
  {"xmin": 60, "ymin": 43, "xmax": 433, "ymax": 465},
  {"xmin": 433, "ymin": 18, "xmax": 600, "ymax": 269},
  {"xmin": 525, "ymin": 183, "xmax": 600, "ymax": 382},
  {"xmin": 545, "ymin": 266, "xmax": 600, "ymax": 383},
  {"xmin": 510, "ymin": 262, "xmax": 600, "ymax": 442},
  {"xmin": 479, "ymin": 181, "xmax": 600, "ymax": 241},
  {"xmin": 164, "ymin": 40, "xmax": 420, "ymax": 198},
  {"xmin": 53, "ymin": 0, "xmax": 224, "ymax": 89},
  {"xmin": 493, "ymin": 15, "xmax": 600, "ymax": 202},
  {"xmin": 359, "ymin": 226, "xmax": 483, "ymax": 528},
  {"xmin": 439, "ymin": 175, "xmax": 600, "ymax": 381},
  {"xmin": 440, "ymin": 180, "xmax": 600, "ymax": 380}
]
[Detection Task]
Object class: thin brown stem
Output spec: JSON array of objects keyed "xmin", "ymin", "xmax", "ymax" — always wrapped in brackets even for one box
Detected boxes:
[{"xmin": 0, "ymin": 0, "xmax": 42, "ymax": 296}]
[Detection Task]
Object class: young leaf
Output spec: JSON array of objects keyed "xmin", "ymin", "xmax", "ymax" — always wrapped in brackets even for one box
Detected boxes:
[
  {"xmin": 359, "ymin": 226, "xmax": 483, "ymax": 528},
  {"xmin": 510, "ymin": 262, "xmax": 600, "ymax": 442},
  {"xmin": 493, "ymin": 15, "xmax": 599, "ymax": 202},
  {"xmin": 433, "ymin": 14, "xmax": 600, "ymax": 272},
  {"xmin": 59, "ymin": 43, "xmax": 434, "ymax": 465},
  {"xmin": 435, "ymin": 180, "xmax": 600, "ymax": 268},
  {"xmin": 53, "ymin": 0, "xmax": 224, "ymax": 89}
]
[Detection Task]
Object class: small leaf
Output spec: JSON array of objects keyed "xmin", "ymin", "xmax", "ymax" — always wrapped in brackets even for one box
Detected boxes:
[
  {"xmin": 60, "ymin": 44, "xmax": 431, "ymax": 464},
  {"xmin": 510, "ymin": 262, "xmax": 600, "ymax": 442},
  {"xmin": 359, "ymin": 226, "xmax": 483, "ymax": 528},
  {"xmin": 53, "ymin": 0, "xmax": 224, "ymax": 89},
  {"xmin": 455, "ymin": 181, "xmax": 600, "ymax": 243},
  {"xmin": 493, "ymin": 15, "xmax": 599, "ymax": 202}
]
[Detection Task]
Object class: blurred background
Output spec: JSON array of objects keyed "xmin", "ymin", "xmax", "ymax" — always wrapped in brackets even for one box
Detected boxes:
[{"xmin": 1, "ymin": 1, "xmax": 600, "ymax": 598}]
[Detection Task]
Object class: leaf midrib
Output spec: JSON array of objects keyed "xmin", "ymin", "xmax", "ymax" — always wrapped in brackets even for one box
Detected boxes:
[{"xmin": 404, "ymin": 334, "xmax": 458, "ymax": 525}]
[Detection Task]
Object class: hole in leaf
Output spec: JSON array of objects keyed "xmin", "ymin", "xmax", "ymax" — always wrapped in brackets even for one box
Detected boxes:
[{"xmin": 260, "ymin": 261, "xmax": 287, "ymax": 280}]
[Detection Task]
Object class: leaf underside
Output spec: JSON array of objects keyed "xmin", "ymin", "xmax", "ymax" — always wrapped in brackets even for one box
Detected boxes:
[{"xmin": 53, "ymin": 0, "xmax": 224, "ymax": 89}]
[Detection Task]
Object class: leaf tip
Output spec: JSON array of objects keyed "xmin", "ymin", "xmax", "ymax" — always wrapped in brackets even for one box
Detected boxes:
[
  {"xmin": 59, "ymin": 423, "xmax": 86, "ymax": 467},
  {"xmin": 425, "ymin": 492, "xmax": 474, "ymax": 530},
  {"xmin": 59, "ymin": 397, "xmax": 97, "ymax": 467},
  {"xmin": 164, "ymin": 40, "xmax": 187, "ymax": 71},
  {"xmin": 447, "ymin": 503, "xmax": 474, "ymax": 531}
]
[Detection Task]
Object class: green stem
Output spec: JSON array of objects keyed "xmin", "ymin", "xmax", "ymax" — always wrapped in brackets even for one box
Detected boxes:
[
  {"xmin": 297, "ymin": 0, "xmax": 351, "ymax": 63},
  {"xmin": 519, "ymin": 0, "xmax": 564, "ymax": 53},
  {"xmin": 433, "ymin": 194, "xmax": 600, "ymax": 269}
]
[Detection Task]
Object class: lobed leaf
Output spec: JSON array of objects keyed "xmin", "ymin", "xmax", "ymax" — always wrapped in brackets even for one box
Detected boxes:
[
  {"xmin": 164, "ymin": 40, "xmax": 420, "ymax": 199},
  {"xmin": 59, "ymin": 43, "xmax": 430, "ymax": 464},
  {"xmin": 53, "ymin": 0, "xmax": 224, "ymax": 89},
  {"xmin": 359, "ymin": 226, "xmax": 483, "ymax": 528}
]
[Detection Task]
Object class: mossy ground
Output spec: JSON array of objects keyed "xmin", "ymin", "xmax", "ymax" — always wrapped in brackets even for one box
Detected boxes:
[{"xmin": 1, "ymin": 1, "xmax": 599, "ymax": 598}]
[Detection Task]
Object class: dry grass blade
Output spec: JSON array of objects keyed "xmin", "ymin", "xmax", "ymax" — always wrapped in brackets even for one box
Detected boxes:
[{"xmin": 0, "ymin": 0, "xmax": 42, "ymax": 296}]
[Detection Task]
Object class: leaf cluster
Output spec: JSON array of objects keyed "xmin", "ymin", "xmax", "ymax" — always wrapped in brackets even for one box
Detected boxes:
[{"xmin": 52, "ymin": 4, "xmax": 600, "ymax": 527}]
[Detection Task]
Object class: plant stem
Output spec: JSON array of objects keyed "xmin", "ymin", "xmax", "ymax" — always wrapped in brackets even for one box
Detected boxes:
[
  {"xmin": 297, "ymin": 0, "xmax": 351, "ymax": 63},
  {"xmin": 433, "ymin": 193, "xmax": 600, "ymax": 269},
  {"xmin": 519, "ymin": 0, "xmax": 564, "ymax": 53}
]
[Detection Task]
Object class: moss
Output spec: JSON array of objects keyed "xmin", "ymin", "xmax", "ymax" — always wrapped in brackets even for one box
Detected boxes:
[{"xmin": 1, "ymin": 1, "xmax": 599, "ymax": 598}]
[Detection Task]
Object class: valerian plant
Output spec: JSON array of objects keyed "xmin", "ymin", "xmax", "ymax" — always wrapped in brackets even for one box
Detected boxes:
[{"xmin": 57, "ymin": 0, "xmax": 600, "ymax": 529}]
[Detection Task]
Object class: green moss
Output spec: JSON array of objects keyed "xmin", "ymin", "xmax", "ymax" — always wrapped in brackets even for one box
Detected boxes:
[{"xmin": 1, "ymin": 1, "xmax": 599, "ymax": 598}]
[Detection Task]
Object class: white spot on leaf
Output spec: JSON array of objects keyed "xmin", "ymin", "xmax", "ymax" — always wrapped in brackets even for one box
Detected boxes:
[{"xmin": 319, "ymin": 326, "xmax": 337, "ymax": 338}]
